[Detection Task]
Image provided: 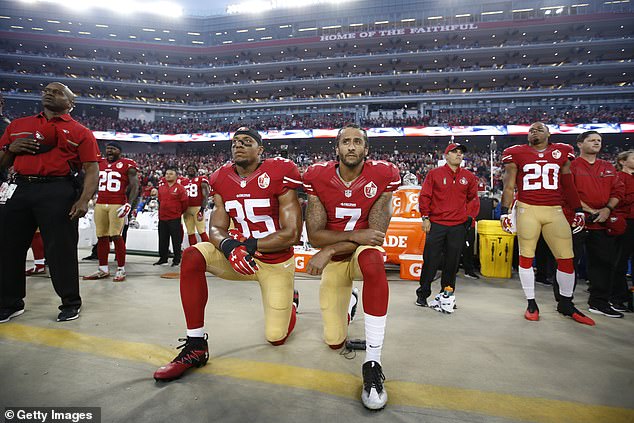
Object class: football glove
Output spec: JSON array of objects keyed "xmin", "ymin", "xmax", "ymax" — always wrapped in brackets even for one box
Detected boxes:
[
  {"xmin": 219, "ymin": 237, "xmax": 259, "ymax": 275},
  {"xmin": 500, "ymin": 214, "xmax": 514, "ymax": 234},
  {"xmin": 116, "ymin": 203, "xmax": 131, "ymax": 218},
  {"xmin": 571, "ymin": 212, "xmax": 585, "ymax": 234},
  {"xmin": 228, "ymin": 245, "xmax": 259, "ymax": 275}
]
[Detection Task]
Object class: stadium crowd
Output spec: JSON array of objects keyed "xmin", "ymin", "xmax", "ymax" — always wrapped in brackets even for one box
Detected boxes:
[{"xmin": 1, "ymin": 106, "xmax": 627, "ymax": 134}]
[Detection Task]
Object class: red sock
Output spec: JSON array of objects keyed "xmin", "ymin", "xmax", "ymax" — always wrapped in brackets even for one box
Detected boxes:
[
  {"xmin": 31, "ymin": 232, "xmax": 44, "ymax": 261},
  {"xmin": 97, "ymin": 237, "xmax": 110, "ymax": 267},
  {"xmin": 270, "ymin": 304, "xmax": 297, "ymax": 346},
  {"xmin": 188, "ymin": 234, "xmax": 198, "ymax": 246},
  {"xmin": 358, "ymin": 249, "xmax": 389, "ymax": 316},
  {"xmin": 180, "ymin": 247, "xmax": 208, "ymax": 330},
  {"xmin": 113, "ymin": 236, "xmax": 126, "ymax": 267},
  {"xmin": 199, "ymin": 232, "xmax": 209, "ymax": 243}
]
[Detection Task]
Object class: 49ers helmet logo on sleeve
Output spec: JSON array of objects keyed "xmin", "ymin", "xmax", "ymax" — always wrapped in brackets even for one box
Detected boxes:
[
  {"xmin": 364, "ymin": 181, "xmax": 378, "ymax": 198},
  {"xmin": 258, "ymin": 172, "xmax": 270, "ymax": 189},
  {"xmin": 552, "ymin": 149, "xmax": 562, "ymax": 160}
]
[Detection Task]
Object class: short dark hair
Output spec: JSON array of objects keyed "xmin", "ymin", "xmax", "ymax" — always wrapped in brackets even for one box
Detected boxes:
[
  {"xmin": 165, "ymin": 166, "xmax": 178, "ymax": 174},
  {"xmin": 577, "ymin": 130, "xmax": 601, "ymax": 143},
  {"xmin": 336, "ymin": 123, "xmax": 369, "ymax": 147}
]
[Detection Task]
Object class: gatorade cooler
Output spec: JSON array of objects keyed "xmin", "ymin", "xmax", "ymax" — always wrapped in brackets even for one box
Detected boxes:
[{"xmin": 477, "ymin": 220, "xmax": 515, "ymax": 279}]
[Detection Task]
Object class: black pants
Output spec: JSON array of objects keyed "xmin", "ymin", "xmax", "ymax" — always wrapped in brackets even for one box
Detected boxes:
[
  {"xmin": 0, "ymin": 179, "xmax": 81, "ymax": 311},
  {"xmin": 582, "ymin": 230, "xmax": 618, "ymax": 308},
  {"xmin": 417, "ymin": 221, "xmax": 467, "ymax": 299},
  {"xmin": 460, "ymin": 225, "xmax": 476, "ymax": 274},
  {"xmin": 158, "ymin": 218, "xmax": 183, "ymax": 262},
  {"xmin": 612, "ymin": 219, "xmax": 634, "ymax": 305}
]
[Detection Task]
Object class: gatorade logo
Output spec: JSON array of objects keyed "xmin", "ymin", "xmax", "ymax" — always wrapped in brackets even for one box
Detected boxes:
[
  {"xmin": 295, "ymin": 256, "xmax": 305, "ymax": 270},
  {"xmin": 409, "ymin": 262, "xmax": 422, "ymax": 278},
  {"xmin": 383, "ymin": 235, "xmax": 408, "ymax": 248}
]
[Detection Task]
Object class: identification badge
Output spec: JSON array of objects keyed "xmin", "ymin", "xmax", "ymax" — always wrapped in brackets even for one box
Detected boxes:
[{"xmin": 0, "ymin": 182, "xmax": 17, "ymax": 204}]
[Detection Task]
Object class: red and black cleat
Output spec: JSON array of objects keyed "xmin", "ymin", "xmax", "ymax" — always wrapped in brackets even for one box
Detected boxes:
[
  {"xmin": 154, "ymin": 335, "xmax": 209, "ymax": 381},
  {"xmin": 557, "ymin": 298, "xmax": 595, "ymax": 326},
  {"xmin": 524, "ymin": 299, "xmax": 539, "ymax": 321},
  {"xmin": 293, "ymin": 289, "xmax": 299, "ymax": 313}
]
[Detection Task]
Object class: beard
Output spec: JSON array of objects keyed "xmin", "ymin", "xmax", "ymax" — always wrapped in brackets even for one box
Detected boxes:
[{"xmin": 340, "ymin": 154, "xmax": 364, "ymax": 168}]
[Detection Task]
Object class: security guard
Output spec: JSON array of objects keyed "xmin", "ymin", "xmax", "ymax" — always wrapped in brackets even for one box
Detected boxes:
[{"xmin": 0, "ymin": 82, "xmax": 99, "ymax": 323}]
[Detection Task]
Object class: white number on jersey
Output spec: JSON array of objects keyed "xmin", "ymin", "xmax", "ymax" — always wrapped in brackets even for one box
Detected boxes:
[
  {"xmin": 522, "ymin": 163, "xmax": 559, "ymax": 191},
  {"xmin": 98, "ymin": 171, "xmax": 122, "ymax": 192},
  {"xmin": 225, "ymin": 199, "xmax": 276, "ymax": 239},
  {"xmin": 186, "ymin": 183, "xmax": 198, "ymax": 198},
  {"xmin": 335, "ymin": 207, "xmax": 361, "ymax": 231}
]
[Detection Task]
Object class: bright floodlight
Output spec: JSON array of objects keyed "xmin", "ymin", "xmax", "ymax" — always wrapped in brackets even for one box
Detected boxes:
[
  {"xmin": 227, "ymin": 0, "xmax": 357, "ymax": 15},
  {"xmin": 24, "ymin": 0, "xmax": 183, "ymax": 18}
]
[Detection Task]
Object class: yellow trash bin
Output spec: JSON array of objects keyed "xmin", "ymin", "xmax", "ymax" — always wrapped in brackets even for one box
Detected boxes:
[{"xmin": 477, "ymin": 220, "xmax": 515, "ymax": 279}]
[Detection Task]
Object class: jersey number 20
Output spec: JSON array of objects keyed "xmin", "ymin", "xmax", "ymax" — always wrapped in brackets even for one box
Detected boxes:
[{"xmin": 522, "ymin": 163, "xmax": 559, "ymax": 191}]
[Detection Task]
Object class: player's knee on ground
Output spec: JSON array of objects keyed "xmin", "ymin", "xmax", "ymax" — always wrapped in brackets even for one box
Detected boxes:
[{"xmin": 263, "ymin": 290, "xmax": 293, "ymax": 344}]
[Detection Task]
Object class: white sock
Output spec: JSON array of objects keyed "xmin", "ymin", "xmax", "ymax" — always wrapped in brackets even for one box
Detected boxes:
[
  {"xmin": 348, "ymin": 288, "xmax": 358, "ymax": 317},
  {"xmin": 99, "ymin": 265, "xmax": 109, "ymax": 273},
  {"xmin": 118, "ymin": 266, "xmax": 125, "ymax": 272},
  {"xmin": 187, "ymin": 327, "xmax": 206, "ymax": 338},
  {"xmin": 518, "ymin": 266, "xmax": 535, "ymax": 300},
  {"xmin": 364, "ymin": 313, "xmax": 386, "ymax": 364},
  {"xmin": 34, "ymin": 259, "xmax": 45, "ymax": 266},
  {"xmin": 557, "ymin": 270, "xmax": 575, "ymax": 298}
]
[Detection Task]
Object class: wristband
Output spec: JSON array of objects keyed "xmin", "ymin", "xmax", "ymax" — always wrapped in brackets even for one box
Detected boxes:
[
  {"xmin": 606, "ymin": 205, "xmax": 614, "ymax": 212},
  {"xmin": 574, "ymin": 207, "xmax": 583, "ymax": 213},
  {"xmin": 500, "ymin": 206, "xmax": 509, "ymax": 215},
  {"xmin": 421, "ymin": 216, "xmax": 429, "ymax": 220}
]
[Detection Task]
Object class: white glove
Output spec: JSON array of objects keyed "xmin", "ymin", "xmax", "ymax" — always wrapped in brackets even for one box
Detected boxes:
[
  {"xmin": 571, "ymin": 212, "xmax": 585, "ymax": 234},
  {"xmin": 117, "ymin": 203, "xmax": 131, "ymax": 218}
]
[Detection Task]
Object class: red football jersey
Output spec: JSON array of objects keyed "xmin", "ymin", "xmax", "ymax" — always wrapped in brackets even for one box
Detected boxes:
[
  {"xmin": 96, "ymin": 157, "xmax": 138, "ymax": 205},
  {"xmin": 501, "ymin": 143, "xmax": 575, "ymax": 206},
  {"xmin": 302, "ymin": 160, "xmax": 401, "ymax": 233},
  {"xmin": 185, "ymin": 176, "xmax": 210, "ymax": 207},
  {"xmin": 209, "ymin": 157, "xmax": 302, "ymax": 264}
]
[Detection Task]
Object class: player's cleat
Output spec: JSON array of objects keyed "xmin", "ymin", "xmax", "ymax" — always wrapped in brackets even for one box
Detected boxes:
[
  {"xmin": 464, "ymin": 272, "xmax": 480, "ymax": 280},
  {"xmin": 557, "ymin": 298, "xmax": 595, "ymax": 326},
  {"xmin": 361, "ymin": 361, "xmax": 387, "ymax": 410},
  {"xmin": 82, "ymin": 270, "xmax": 110, "ymax": 280},
  {"xmin": 153, "ymin": 260, "xmax": 168, "ymax": 266},
  {"xmin": 350, "ymin": 287, "xmax": 359, "ymax": 320},
  {"xmin": 82, "ymin": 254, "xmax": 98, "ymax": 261},
  {"xmin": 113, "ymin": 269, "xmax": 126, "ymax": 282},
  {"xmin": 525, "ymin": 299, "xmax": 539, "ymax": 321},
  {"xmin": 25, "ymin": 265, "xmax": 46, "ymax": 276},
  {"xmin": 154, "ymin": 335, "xmax": 209, "ymax": 381},
  {"xmin": 293, "ymin": 289, "xmax": 300, "ymax": 313},
  {"xmin": 0, "ymin": 306, "xmax": 25, "ymax": 323},
  {"xmin": 57, "ymin": 307, "xmax": 80, "ymax": 322}
]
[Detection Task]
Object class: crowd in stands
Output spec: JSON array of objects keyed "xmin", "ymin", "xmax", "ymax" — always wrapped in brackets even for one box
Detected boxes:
[{"xmin": 65, "ymin": 107, "xmax": 633, "ymax": 133}]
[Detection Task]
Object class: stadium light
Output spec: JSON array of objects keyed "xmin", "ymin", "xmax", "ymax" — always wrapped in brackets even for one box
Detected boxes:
[
  {"xmin": 19, "ymin": 0, "xmax": 183, "ymax": 18},
  {"xmin": 227, "ymin": 0, "xmax": 357, "ymax": 15}
]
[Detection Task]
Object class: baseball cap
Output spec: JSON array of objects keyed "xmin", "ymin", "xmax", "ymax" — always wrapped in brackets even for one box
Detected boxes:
[
  {"xmin": 233, "ymin": 127, "xmax": 262, "ymax": 145},
  {"xmin": 444, "ymin": 143, "xmax": 467, "ymax": 154}
]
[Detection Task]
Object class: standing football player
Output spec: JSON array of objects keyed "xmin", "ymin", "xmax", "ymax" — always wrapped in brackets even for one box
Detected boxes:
[
  {"xmin": 154, "ymin": 127, "xmax": 302, "ymax": 381},
  {"xmin": 303, "ymin": 124, "xmax": 400, "ymax": 410},
  {"xmin": 182, "ymin": 164, "xmax": 210, "ymax": 246},
  {"xmin": 500, "ymin": 122, "xmax": 594, "ymax": 325},
  {"xmin": 83, "ymin": 142, "xmax": 139, "ymax": 282}
]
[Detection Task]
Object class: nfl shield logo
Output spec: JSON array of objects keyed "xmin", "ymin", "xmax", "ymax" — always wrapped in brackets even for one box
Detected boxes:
[
  {"xmin": 240, "ymin": 180, "xmax": 247, "ymax": 188},
  {"xmin": 364, "ymin": 182, "xmax": 378, "ymax": 198},
  {"xmin": 344, "ymin": 189, "xmax": 352, "ymax": 198},
  {"xmin": 258, "ymin": 172, "xmax": 270, "ymax": 189}
]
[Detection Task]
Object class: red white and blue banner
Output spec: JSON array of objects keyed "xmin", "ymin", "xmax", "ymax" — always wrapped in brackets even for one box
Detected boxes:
[{"xmin": 93, "ymin": 123, "xmax": 633, "ymax": 143}]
